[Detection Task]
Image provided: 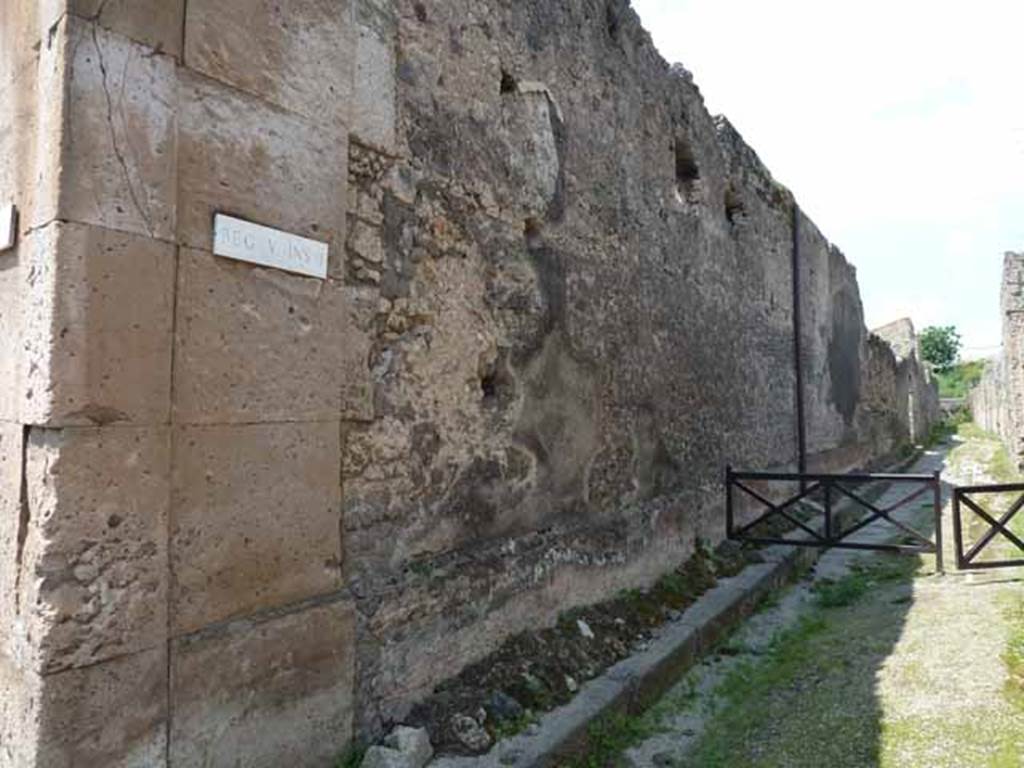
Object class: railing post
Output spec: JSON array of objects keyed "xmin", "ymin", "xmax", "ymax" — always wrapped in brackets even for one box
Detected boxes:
[
  {"xmin": 951, "ymin": 489, "xmax": 964, "ymax": 570},
  {"xmin": 726, "ymin": 465, "xmax": 734, "ymax": 539},
  {"xmin": 823, "ymin": 480, "xmax": 832, "ymax": 544},
  {"xmin": 933, "ymin": 470, "xmax": 944, "ymax": 574}
]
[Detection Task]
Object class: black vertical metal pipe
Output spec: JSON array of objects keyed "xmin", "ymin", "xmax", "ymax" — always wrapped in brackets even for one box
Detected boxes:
[
  {"xmin": 725, "ymin": 465, "xmax": 734, "ymax": 539},
  {"xmin": 791, "ymin": 204, "xmax": 808, "ymax": 486}
]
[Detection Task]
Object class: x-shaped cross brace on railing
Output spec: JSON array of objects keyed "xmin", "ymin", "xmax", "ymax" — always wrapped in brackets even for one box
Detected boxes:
[
  {"xmin": 731, "ymin": 479, "xmax": 825, "ymax": 542},
  {"xmin": 959, "ymin": 491, "xmax": 1024, "ymax": 564},
  {"xmin": 830, "ymin": 483, "xmax": 936, "ymax": 549}
]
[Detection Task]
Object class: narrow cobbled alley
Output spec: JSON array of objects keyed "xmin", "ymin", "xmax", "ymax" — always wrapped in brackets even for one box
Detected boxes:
[{"xmin": 619, "ymin": 424, "xmax": 1024, "ymax": 768}]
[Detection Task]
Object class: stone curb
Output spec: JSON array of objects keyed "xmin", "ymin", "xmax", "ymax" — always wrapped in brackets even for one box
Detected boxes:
[
  {"xmin": 430, "ymin": 452, "xmax": 924, "ymax": 768},
  {"xmin": 429, "ymin": 544, "xmax": 815, "ymax": 768}
]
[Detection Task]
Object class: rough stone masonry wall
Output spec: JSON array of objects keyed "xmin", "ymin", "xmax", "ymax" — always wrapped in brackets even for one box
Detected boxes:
[
  {"xmin": 972, "ymin": 252, "xmax": 1024, "ymax": 465},
  {"xmin": 349, "ymin": 0, "xmax": 937, "ymax": 735},
  {"xmin": 0, "ymin": 1, "xmax": 937, "ymax": 765},
  {"xmin": 873, "ymin": 318, "xmax": 942, "ymax": 444}
]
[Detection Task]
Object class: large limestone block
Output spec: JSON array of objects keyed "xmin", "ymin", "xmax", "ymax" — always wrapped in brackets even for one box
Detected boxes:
[
  {"xmin": 170, "ymin": 421, "xmax": 343, "ymax": 634},
  {"xmin": 0, "ymin": 642, "xmax": 166, "ymax": 768},
  {"xmin": 173, "ymin": 248, "xmax": 370, "ymax": 424},
  {"xmin": 0, "ymin": 425, "xmax": 22, "ymax": 656},
  {"xmin": 20, "ymin": 223, "xmax": 175, "ymax": 427},
  {"xmin": 176, "ymin": 69, "xmax": 348, "ymax": 273},
  {"xmin": 33, "ymin": 648, "xmax": 168, "ymax": 768},
  {"xmin": 0, "ymin": 651, "xmax": 38, "ymax": 767},
  {"xmin": 0, "ymin": 16, "xmax": 62, "ymax": 249},
  {"xmin": 72, "ymin": 0, "xmax": 186, "ymax": 57},
  {"xmin": 184, "ymin": 0, "xmax": 354, "ymax": 129},
  {"xmin": 42, "ymin": 18, "xmax": 177, "ymax": 240},
  {"xmin": 13, "ymin": 426, "xmax": 169, "ymax": 674},
  {"xmin": 353, "ymin": 0, "xmax": 397, "ymax": 151},
  {"xmin": 0, "ymin": 259, "xmax": 22, "ymax": 423},
  {"xmin": 0, "ymin": 0, "xmax": 64, "ymax": 84},
  {"xmin": 170, "ymin": 600, "xmax": 355, "ymax": 768}
]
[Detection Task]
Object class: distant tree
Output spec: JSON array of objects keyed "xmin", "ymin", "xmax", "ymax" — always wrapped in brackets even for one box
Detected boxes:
[{"xmin": 919, "ymin": 325, "xmax": 962, "ymax": 372}]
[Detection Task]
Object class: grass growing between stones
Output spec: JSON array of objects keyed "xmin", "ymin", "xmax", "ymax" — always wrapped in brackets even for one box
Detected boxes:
[
  {"xmin": 569, "ymin": 713, "xmax": 663, "ymax": 768},
  {"xmin": 408, "ymin": 541, "xmax": 756, "ymax": 755},
  {"xmin": 587, "ymin": 425, "xmax": 1024, "ymax": 768},
  {"xmin": 561, "ymin": 675, "xmax": 702, "ymax": 768},
  {"xmin": 947, "ymin": 418, "xmax": 1024, "ymax": 713},
  {"xmin": 679, "ymin": 556, "xmax": 921, "ymax": 768},
  {"xmin": 947, "ymin": 421, "xmax": 1014, "ymax": 483},
  {"xmin": 334, "ymin": 744, "xmax": 366, "ymax": 768},
  {"xmin": 1003, "ymin": 597, "xmax": 1024, "ymax": 711},
  {"xmin": 490, "ymin": 711, "xmax": 539, "ymax": 741},
  {"xmin": 667, "ymin": 424, "xmax": 1024, "ymax": 768},
  {"xmin": 811, "ymin": 558, "xmax": 913, "ymax": 609}
]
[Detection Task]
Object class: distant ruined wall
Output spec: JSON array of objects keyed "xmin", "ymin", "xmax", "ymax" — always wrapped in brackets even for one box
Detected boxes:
[
  {"xmin": 972, "ymin": 253, "xmax": 1024, "ymax": 464},
  {"xmin": 0, "ymin": 1, "xmax": 938, "ymax": 765},
  {"xmin": 873, "ymin": 318, "xmax": 942, "ymax": 444}
]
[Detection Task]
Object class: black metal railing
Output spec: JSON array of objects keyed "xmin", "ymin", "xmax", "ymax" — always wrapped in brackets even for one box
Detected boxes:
[
  {"xmin": 726, "ymin": 468, "xmax": 944, "ymax": 572},
  {"xmin": 952, "ymin": 483, "xmax": 1024, "ymax": 570}
]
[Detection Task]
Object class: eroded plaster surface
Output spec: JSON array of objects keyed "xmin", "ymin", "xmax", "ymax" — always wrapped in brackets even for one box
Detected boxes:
[{"xmin": 0, "ymin": 1, "xmax": 941, "ymax": 764}]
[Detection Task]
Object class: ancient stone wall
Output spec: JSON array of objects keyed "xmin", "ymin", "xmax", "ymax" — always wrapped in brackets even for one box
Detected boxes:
[
  {"xmin": 972, "ymin": 355, "xmax": 1007, "ymax": 436},
  {"xmin": 873, "ymin": 318, "xmax": 942, "ymax": 444},
  {"xmin": 0, "ymin": 2, "xmax": 363, "ymax": 765},
  {"xmin": 971, "ymin": 253, "xmax": 1024, "ymax": 464},
  {"xmin": 0, "ymin": 1, "xmax": 939, "ymax": 764}
]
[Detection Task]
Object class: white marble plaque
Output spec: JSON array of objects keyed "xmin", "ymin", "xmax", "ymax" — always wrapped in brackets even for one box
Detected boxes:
[
  {"xmin": 0, "ymin": 204, "xmax": 16, "ymax": 252},
  {"xmin": 213, "ymin": 214, "xmax": 328, "ymax": 279}
]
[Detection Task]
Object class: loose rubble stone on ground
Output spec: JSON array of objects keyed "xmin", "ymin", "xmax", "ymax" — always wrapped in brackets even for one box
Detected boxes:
[
  {"xmin": 406, "ymin": 543, "xmax": 752, "ymax": 755},
  {"xmin": 449, "ymin": 714, "xmax": 492, "ymax": 753},
  {"xmin": 361, "ymin": 725, "xmax": 433, "ymax": 768}
]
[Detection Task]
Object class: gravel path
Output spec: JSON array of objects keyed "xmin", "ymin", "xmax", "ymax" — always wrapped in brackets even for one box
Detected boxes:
[{"xmin": 623, "ymin": 433, "xmax": 1024, "ymax": 768}]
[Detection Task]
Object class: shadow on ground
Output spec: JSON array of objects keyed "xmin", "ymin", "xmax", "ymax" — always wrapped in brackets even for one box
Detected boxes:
[
  {"xmin": 663, "ymin": 433, "xmax": 1024, "ymax": 768},
  {"xmin": 678, "ymin": 512, "xmax": 935, "ymax": 765}
]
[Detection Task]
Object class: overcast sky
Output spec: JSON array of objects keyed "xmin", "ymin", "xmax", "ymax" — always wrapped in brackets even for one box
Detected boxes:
[{"xmin": 631, "ymin": 0, "xmax": 1024, "ymax": 357}]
